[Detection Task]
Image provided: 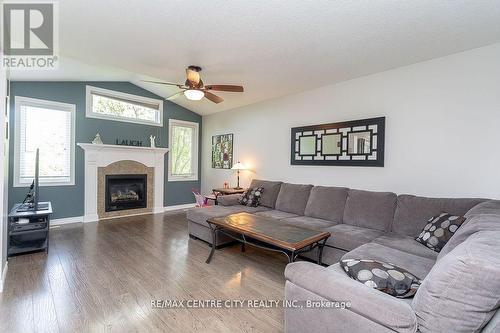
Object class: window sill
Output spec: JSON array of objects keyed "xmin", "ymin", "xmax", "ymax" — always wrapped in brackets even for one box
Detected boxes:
[
  {"xmin": 168, "ymin": 176, "xmax": 199, "ymax": 182},
  {"xmin": 14, "ymin": 181, "xmax": 75, "ymax": 188}
]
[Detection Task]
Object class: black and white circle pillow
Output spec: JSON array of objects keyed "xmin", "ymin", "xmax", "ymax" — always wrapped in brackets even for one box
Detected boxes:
[
  {"xmin": 238, "ymin": 187, "xmax": 264, "ymax": 207},
  {"xmin": 340, "ymin": 259, "xmax": 422, "ymax": 298},
  {"xmin": 415, "ymin": 213, "xmax": 466, "ymax": 252}
]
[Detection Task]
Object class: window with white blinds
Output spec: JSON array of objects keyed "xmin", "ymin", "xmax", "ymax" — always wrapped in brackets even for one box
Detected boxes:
[
  {"xmin": 14, "ymin": 96, "xmax": 75, "ymax": 187},
  {"xmin": 86, "ymin": 85, "xmax": 163, "ymax": 126}
]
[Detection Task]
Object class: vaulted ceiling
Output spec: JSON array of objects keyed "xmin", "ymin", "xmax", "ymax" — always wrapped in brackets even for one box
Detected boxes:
[{"xmin": 10, "ymin": 0, "xmax": 500, "ymax": 115}]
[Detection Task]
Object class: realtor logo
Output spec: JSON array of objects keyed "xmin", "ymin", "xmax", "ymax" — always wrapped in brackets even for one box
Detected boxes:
[{"xmin": 2, "ymin": 2, "xmax": 59, "ymax": 69}]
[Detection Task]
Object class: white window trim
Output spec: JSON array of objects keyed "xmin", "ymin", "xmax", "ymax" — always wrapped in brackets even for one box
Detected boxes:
[
  {"xmin": 85, "ymin": 85, "xmax": 163, "ymax": 127},
  {"xmin": 168, "ymin": 119, "xmax": 199, "ymax": 182},
  {"xmin": 14, "ymin": 96, "xmax": 76, "ymax": 187}
]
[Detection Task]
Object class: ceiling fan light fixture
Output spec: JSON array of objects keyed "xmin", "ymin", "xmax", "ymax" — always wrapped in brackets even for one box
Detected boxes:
[
  {"xmin": 143, "ymin": 66, "xmax": 243, "ymax": 104},
  {"xmin": 184, "ymin": 89, "xmax": 204, "ymax": 101}
]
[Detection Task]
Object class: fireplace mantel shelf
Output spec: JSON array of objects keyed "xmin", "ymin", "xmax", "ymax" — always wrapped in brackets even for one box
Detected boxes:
[{"xmin": 77, "ymin": 143, "xmax": 169, "ymax": 153}]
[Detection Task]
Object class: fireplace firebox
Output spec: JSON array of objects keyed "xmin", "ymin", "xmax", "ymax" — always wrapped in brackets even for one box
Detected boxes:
[{"xmin": 105, "ymin": 174, "xmax": 147, "ymax": 212}]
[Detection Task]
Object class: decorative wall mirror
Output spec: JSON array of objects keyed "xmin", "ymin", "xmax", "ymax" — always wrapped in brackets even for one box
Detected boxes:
[{"xmin": 291, "ymin": 117, "xmax": 385, "ymax": 167}]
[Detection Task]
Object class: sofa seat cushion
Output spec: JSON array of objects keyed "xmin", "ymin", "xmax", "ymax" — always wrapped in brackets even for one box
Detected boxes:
[
  {"xmin": 275, "ymin": 183, "xmax": 313, "ymax": 215},
  {"xmin": 342, "ymin": 243, "xmax": 436, "ymax": 280},
  {"xmin": 372, "ymin": 234, "xmax": 438, "ymax": 260},
  {"xmin": 323, "ymin": 224, "xmax": 384, "ymax": 251},
  {"xmin": 392, "ymin": 194, "xmax": 485, "ymax": 237},
  {"xmin": 237, "ymin": 205, "xmax": 271, "ymax": 215},
  {"xmin": 248, "ymin": 179, "xmax": 282, "ymax": 208},
  {"xmin": 412, "ymin": 231, "xmax": 500, "ymax": 333},
  {"xmin": 254, "ymin": 210, "xmax": 299, "ymax": 220},
  {"xmin": 281, "ymin": 216, "xmax": 338, "ymax": 231},
  {"xmin": 343, "ymin": 189, "xmax": 397, "ymax": 231},
  {"xmin": 304, "ymin": 186, "xmax": 348, "ymax": 223},
  {"xmin": 187, "ymin": 206, "xmax": 269, "ymax": 227}
]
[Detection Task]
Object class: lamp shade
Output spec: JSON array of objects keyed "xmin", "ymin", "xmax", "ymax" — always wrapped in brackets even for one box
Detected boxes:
[{"xmin": 231, "ymin": 162, "xmax": 246, "ymax": 170}]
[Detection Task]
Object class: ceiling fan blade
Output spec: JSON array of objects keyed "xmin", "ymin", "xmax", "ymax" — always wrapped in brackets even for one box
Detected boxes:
[
  {"xmin": 166, "ymin": 91, "xmax": 185, "ymax": 100},
  {"xmin": 142, "ymin": 80, "xmax": 184, "ymax": 88},
  {"xmin": 205, "ymin": 85, "xmax": 244, "ymax": 92},
  {"xmin": 204, "ymin": 91, "xmax": 224, "ymax": 104},
  {"xmin": 186, "ymin": 68, "xmax": 201, "ymax": 86}
]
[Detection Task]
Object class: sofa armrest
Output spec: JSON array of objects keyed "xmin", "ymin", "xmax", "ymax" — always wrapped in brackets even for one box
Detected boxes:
[
  {"xmin": 285, "ymin": 262, "xmax": 417, "ymax": 333},
  {"xmin": 217, "ymin": 194, "xmax": 242, "ymax": 206}
]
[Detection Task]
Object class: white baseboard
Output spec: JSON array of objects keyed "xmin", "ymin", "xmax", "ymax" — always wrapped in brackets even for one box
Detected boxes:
[
  {"xmin": 0, "ymin": 262, "xmax": 8, "ymax": 293},
  {"xmin": 98, "ymin": 211, "xmax": 156, "ymax": 221},
  {"xmin": 51, "ymin": 216, "xmax": 84, "ymax": 226},
  {"xmin": 164, "ymin": 203, "xmax": 196, "ymax": 212},
  {"xmin": 50, "ymin": 205, "xmax": 194, "ymax": 225},
  {"xmin": 83, "ymin": 214, "xmax": 99, "ymax": 223}
]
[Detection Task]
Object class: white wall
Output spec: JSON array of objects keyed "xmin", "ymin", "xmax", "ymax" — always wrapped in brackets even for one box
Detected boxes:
[
  {"xmin": 0, "ymin": 59, "xmax": 8, "ymax": 291},
  {"xmin": 202, "ymin": 43, "xmax": 500, "ymax": 199}
]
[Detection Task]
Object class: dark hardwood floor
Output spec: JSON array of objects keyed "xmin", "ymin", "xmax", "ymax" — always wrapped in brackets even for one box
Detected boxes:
[{"xmin": 0, "ymin": 212, "xmax": 287, "ymax": 332}]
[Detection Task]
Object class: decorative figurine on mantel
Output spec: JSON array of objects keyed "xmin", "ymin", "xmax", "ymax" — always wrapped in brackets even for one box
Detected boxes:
[
  {"xmin": 92, "ymin": 133, "xmax": 103, "ymax": 145},
  {"xmin": 150, "ymin": 135, "xmax": 156, "ymax": 148}
]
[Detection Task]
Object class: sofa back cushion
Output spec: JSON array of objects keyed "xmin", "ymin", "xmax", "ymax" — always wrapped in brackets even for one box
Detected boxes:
[
  {"xmin": 391, "ymin": 195, "xmax": 484, "ymax": 237},
  {"xmin": 248, "ymin": 179, "xmax": 282, "ymax": 208},
  {"xmin": 343, "ymin": 189, "xmax": 397, "ymax": 231},
  {"xmin": 412, "ymin": 231, "xmax": 500, "ymax": 333},
  {"xmin": 275, "ymin": 183, "xmax": 313, "ymax": 215},
  {"xmin": 465, "ymin": 200, "xmax": 500, "ymax": 218},
  {"xmin": 438, "ymin": 210, "xmax": 500, "ymax": 260},
  {"xmin": 304, "ymin": 186, "xmax": 348, "ymax": 223}
]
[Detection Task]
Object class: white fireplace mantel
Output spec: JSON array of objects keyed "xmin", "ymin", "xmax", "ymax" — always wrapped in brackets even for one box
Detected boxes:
[{"xmin": 77, "ymin": 143, "xmax": 169, "ymax": 222}]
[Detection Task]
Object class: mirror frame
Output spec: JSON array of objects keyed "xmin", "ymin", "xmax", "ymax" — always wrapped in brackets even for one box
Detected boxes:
[{"xmin": 290, "ymin": 116, "xmax": 385, "ymax": 167}]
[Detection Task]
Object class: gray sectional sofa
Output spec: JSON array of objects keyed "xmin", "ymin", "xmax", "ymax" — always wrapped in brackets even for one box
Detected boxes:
[{"xmin": 186, "ymin": 180, "xmax": 500, "ymax": 332}]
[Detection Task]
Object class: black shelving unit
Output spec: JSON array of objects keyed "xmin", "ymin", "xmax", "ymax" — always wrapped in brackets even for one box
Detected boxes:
[{"xmin": 8, "ymin": 202, "xmax": 53, "ymax": 257}]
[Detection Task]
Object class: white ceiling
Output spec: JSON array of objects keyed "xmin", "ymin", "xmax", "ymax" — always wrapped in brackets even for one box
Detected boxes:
[{"xmin": 10, "ymin": 0, "xmax": 500, "ymax": 115}]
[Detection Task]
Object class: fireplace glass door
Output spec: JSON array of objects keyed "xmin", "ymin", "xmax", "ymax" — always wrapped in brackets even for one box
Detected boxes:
[{"xmin": 105, "ymin": 174, "xmax": 147, "ymax": 212}]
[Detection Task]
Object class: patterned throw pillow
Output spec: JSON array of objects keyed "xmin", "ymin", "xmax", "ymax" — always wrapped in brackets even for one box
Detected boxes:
[
  {"xmin": 238, "ymin": 187, "xmax": 264, "ymax": 207},
  {"xmin": 340, "ymin": 259, "xmax": 422, "ymax": 298},
  {"xmin": 415, "ymin": 213, "xmax": 466, "ymax": 252}
]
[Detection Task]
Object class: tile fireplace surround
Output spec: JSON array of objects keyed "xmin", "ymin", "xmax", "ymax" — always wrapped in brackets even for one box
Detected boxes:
[{"xmin": 77, "ymin": 143, "xmax": 169, "ymax": 222}]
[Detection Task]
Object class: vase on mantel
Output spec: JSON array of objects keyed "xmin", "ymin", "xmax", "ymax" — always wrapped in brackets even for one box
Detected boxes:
[{"xmin": 92, "ymin": 133, "xmax": 103, "ymax": 145}]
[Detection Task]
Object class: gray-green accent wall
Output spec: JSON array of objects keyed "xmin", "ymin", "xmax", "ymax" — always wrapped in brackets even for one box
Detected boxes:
[{"xmin": 8, "ymin": 81, "xmax": 202, "ymax": 219}]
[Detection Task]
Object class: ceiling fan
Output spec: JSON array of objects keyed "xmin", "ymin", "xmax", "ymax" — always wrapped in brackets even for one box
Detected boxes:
[{"xmin": 142, "ymin": 66, "xmax": 244, "ymax": 104}]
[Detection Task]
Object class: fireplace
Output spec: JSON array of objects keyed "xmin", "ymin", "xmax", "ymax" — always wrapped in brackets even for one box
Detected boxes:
[{"xmin": 105, "ymin": 174, "xmax": 147, "ymax": 212}]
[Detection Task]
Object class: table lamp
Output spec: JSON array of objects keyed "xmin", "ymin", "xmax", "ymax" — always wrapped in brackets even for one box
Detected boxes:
[{"xmin": 231, "ymin": 162, "xmax": 246, "ymax": 189}]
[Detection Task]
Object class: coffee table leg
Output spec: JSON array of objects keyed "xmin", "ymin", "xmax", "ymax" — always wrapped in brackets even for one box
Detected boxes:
[
  {"xmin": 317, "ymin": 238, "xmax": 327, "ymax": 265},
  {"xmin": 206, "ymin": 224, "xmax": 217, "ymax": 264},
  {"xmin": 288, "ymin": 251, "xmax": 296, "ymax": 263}
]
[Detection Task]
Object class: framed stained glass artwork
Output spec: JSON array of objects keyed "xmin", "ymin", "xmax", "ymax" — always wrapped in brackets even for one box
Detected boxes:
[{"xmin": 212, "ymin": 133, "xmax": 234, "ymax": 169}]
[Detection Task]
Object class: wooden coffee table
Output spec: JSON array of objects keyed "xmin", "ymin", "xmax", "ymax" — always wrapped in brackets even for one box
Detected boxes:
[{"xmin": 205, "ymin": 212, "xmax": 330, "ymax": 264}]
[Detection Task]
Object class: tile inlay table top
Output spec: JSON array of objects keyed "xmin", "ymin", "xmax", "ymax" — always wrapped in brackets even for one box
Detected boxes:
[{"xmin": 205, "ymin": 212, "xmax": 330, "ymax": 264}]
